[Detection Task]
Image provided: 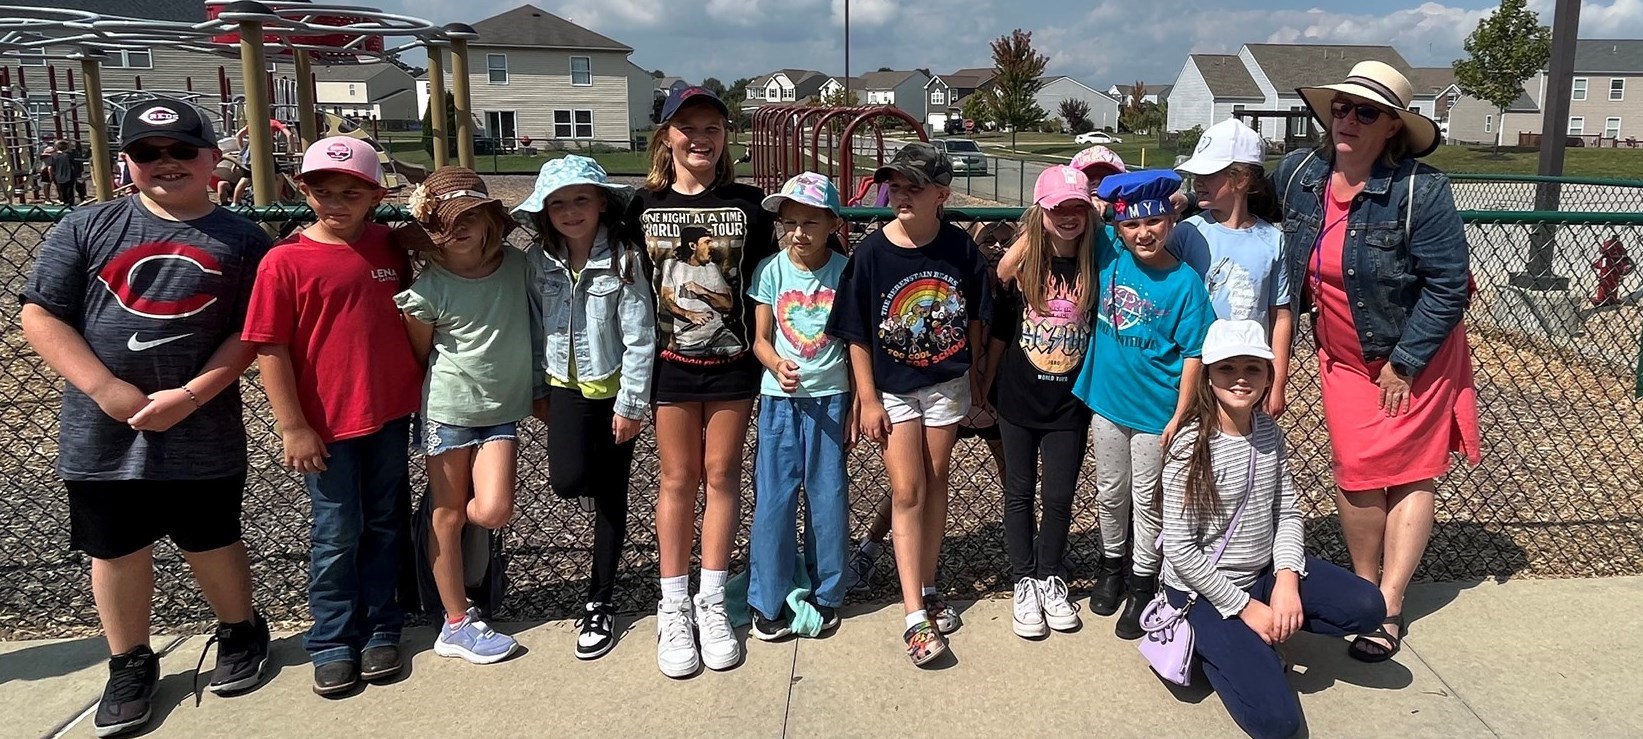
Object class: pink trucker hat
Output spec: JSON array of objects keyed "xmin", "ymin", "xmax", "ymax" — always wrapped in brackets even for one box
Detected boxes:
[
  {"xmin": 1033, "ymin": 165, "xmax": 1094, "ymax": 209},
  {"xmin": 297, "ymin": 136, "xmax": 383, "ymax": 187}
]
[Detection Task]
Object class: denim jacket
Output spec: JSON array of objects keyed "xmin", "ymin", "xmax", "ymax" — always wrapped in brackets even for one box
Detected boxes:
[
  {"xmin": 530, "ymin": 228, "xmax": 657, "ymax": 419},
  {"xmin": 1270, "ymin": 148, "xmax": 1470, "ymax": 376}
]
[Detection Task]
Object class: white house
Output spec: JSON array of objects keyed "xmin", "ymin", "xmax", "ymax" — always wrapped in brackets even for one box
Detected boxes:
[
  {"xmin": 819, "ymin": 69, "xmax": 932, "ymax": 122},
  {"xmin": 313, "ymin": 63, "xmax": 417, "ymax": 127},
  {"xmin": 1166, "ymin": 44, "xmax": 1439, "ymax": 139},
  {"xmin": 1038, "ymin": 76, "xmax": 1121, "ymax": 131},
  {"xmin": 924, "ymin": 68, "xmax": 995, "ymax": 127},
  {"xmin": 456, "ymin": 4, "xmax": 649, "ymax": 149},
  {"xmin": 745, "ymin": 69, "xmax": 829, "ymax": 109}
]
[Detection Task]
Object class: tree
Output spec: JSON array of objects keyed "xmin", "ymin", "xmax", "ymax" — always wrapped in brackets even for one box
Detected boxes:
[
  {"xmin": 961, "ymin": 94, "xmax": 989, "ymax": 130},
  {"xmin": 650, "ymin": 95, "xmax": 665, "ymax": 126},
  {"xmin": 649, "ymin": 69, "xmax": 666, "ymax": 78},
  {"xmin": 877, "ymin": 66, "xmax": 894, "ymax": 72},
  {"xmin": 701, "ymin": 77, "xmax": 727, "ymax": 98},
  {"xmin": 1058, "ymin": 98, "xmax": 1093, "ymax": 134},
  {"xmin": 983, "ymin": 29, "xmax": 1048, "ymax": 151},
  {"xmin": 819, "ymin": 86, "xmax": 860, "ymax": 107},
  {"xmin": 1126, "ymin": 80, "xmax": 1147, "ymax": 118},
  {"xmin": 1453, "ymin": 0, "xmax": 1551, "ymax": 152},
  {"xmin": 420, "ymin": 90, "xmax": 458, "ymax": 158}
]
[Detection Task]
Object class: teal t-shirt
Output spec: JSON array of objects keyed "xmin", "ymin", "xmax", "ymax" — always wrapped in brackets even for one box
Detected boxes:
[
  {"xmin": 1071, "ymin": 233, "xmax": 1214, "ymax": 435},
  {"xmin": 747, "ymin": 249, "xmax": 850, "ymax": 397},
  {"xmin": 394, "ymin": 248, "xmax": 538, "ymax": 427}
]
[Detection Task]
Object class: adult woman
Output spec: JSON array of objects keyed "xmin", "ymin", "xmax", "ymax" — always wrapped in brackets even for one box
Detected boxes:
[{"xmin": 1270, "ymin": 61, "xmax": 1480, "ymax": 663}]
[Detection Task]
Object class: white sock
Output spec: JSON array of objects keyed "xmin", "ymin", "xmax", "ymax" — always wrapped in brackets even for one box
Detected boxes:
[
  {"xmin": 660, "ymin": 575, "xmax": 688, "ymax": 603},
  {"xmin": 700, "ymin": 569, "xmax": 728, "ymax": 595},
  {"xmin": 905, "ymin": 610, "xmax": 929, "ymax": 630},
  {"xmin": 921, "ymin": 585, "xmax": 937, "ymax": 598},
  {"xmin": 861, "ymin": 540, "xmax": 883, "ymax": 559}
]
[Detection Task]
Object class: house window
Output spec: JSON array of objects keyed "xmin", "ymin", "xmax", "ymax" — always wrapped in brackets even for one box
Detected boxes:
[
  {"xmin": 1606, "ymin": 117, "xmax": 1622, "ymax": 139},
  {"xmin": 570, "ymin": 56, "xmax": 591, "ymax": 87},
  {"xmin": 348, "ymin": 84, "xmax": 357, "ymax": 96},
  {"xmin": 1569, "ymin": 116, "xmax": 1584, "ymax": 135},
  {"xmin": 1447, "ymin": 91, "xmax": 1459, "ymax": 107},
  {"xmin": 485, "ymin": 110, "xmax": 517, "ymax": 146},
  {"xmin": 1611, "ymin": 79, "xmax": 1625, "ymax": 101},
  {"xmin": 553, "ymin": 109, "xmax": 593, "ymax": 139},
  {"xmin": 782, "ymin": 87, "xmax": 795, "ymax": 101},
  {"xmin": 766, "ymin": 83, "xmax": 780, "ymax": 99},
  {"xmin": 1572, "ymin": 78, "xmax": 1587, "ymax": 101},
  {"xmin": 931, "ymin": 89, "xmax": 946, "ymax": 106},
  {"xmin": 1485, "ymin": 115, "xmax": 1493, "ymax": 133},
  {"xmin": 106, "ymin": 48, "xmax": 152, "ymax": 69},
  {"xmin": 16, "ymin": 48, "xmax": 45, "ymax": 66},
  {"xmin": 487, "ymin": 54, "xmax": 508, "ymax": 84}
]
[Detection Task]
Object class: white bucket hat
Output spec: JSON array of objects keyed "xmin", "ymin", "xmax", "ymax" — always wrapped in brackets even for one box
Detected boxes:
[{"xmin": 1297, "ymin": 60, "xmax": 1442, "ymax": 158}]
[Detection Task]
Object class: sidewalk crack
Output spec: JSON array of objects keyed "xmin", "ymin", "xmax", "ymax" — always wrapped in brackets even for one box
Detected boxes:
[
  {"xmin": 781, "ymin": 640, "xmax": 799, "ymax": 739},
  {"xmin": 1404, "ymin": 639, "xmax": 1502, "ymax": 738}
]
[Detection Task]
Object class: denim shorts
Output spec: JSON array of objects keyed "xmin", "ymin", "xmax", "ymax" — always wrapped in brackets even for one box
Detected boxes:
[{"xmin": 421, "ymin": 418, "xmax": 519, "ymax": 456}]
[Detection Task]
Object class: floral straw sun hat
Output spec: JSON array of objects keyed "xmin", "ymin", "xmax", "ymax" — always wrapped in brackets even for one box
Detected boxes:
[{"xmin": 406, "ymin": 166, "xmax": 514, "ymax": 245}]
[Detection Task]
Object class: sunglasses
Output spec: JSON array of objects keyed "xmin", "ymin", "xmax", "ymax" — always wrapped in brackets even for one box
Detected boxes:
[
  {"xmin": 125, "ymin": 143, "xmax": 202, "ymax": 164},
  {"xmin": 1329, "ymin": 100, "xmax": 1389, "ymax": 126}
]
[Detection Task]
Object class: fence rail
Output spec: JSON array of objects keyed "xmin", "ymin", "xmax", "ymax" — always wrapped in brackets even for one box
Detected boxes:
[{"xmin": 1, "ymin": 201, "xmax": 1640, "ymax": 639}]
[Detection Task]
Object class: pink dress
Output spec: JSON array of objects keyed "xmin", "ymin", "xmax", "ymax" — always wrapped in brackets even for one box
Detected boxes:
[{"xmin": 1309, "ymin": 190, "xmax": 1481, "ymax": 491}]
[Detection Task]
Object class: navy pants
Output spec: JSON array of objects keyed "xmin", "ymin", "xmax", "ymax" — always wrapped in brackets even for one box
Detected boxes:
[{"xmin": 1165, "ymin": 556, "xmax": 1385, "ymax": 739}]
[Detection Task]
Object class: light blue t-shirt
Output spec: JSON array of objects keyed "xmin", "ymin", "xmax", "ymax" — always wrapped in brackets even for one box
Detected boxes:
[
  {"xmin": 1172, "ymin": 214, "xmax": 1288, "ymax": 330},
  {"xmin": 1072, "ymin": 235, "xmax": 1215, "ymax": 435},
  {"xmin": 748, "ymin": 249, "xmax": 850, "ymax": 397}
]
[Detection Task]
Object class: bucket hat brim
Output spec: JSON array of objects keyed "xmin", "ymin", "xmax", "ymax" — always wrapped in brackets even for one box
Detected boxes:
[{"xmin": 511, "ymin": 158, "xmax": 634, "ymax": 220}]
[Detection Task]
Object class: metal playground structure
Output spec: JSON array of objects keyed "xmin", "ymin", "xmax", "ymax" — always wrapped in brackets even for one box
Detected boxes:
[
  {"xmin": 0, "ymin": 1, "xmax": 495, "ymax": 206},
  {"xmin": 749, "ymin": 104, "xmax": 930, "ymax": 207}
]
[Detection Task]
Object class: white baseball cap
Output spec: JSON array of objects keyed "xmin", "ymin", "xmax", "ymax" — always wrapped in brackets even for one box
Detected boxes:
[
  {"xmin": 1201, "ymin": 319, "xmax": 1275, "ymax": 365},
  {"xmin": 1176, "ymin": 119, "xmax": 1264, "ymax": 176}
]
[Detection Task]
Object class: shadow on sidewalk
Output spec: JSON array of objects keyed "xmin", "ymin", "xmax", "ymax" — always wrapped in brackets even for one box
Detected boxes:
[{"xmin": 0, "ymin": 635, "xmax": 105, "ymax": 683}]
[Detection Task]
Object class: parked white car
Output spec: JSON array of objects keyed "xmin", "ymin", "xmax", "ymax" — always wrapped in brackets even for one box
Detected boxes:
[{"xmin": 1075, "ymin": 131, "xmax": 1123, "ymax": 145}]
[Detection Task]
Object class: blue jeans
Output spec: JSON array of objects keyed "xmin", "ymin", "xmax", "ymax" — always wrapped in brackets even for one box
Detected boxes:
[
  {"xmin": 749, "ymin": 393, "xmax": 850, "ymax": 619},
  {"xmin": 1165, "ymin": 556, "xmax": 1386, "ymax": 739},
  {"xmin": 303, "ymin": 418, "xmax": 411, "ymax": 665}
]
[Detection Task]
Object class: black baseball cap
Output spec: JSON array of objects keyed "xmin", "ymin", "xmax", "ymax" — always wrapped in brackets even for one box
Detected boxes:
[
  {"xmin": 660, "ymin": 86, "xmax": 730, "ymax": 123},
  {"xmin": 120, "ymin": 98, "xmax": 217, "ymax": 151},
  {"xmin": 873, "ymin": 142, "xmax": 953, "ymax": 187}
]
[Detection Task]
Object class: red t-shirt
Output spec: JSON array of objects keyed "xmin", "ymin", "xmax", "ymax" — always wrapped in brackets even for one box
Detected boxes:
[{"xmin": 242, "ymin": 223, "xmax": 421, "ymax": 443}]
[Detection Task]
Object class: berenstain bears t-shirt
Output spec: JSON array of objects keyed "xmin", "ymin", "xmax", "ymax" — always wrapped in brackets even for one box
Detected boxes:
[
  {"xmin": 22, "ymin": 197, "xmax": 272, "ymax": 481},
  {"xmin": 990, "ymin": 255, "xmax": 1094, "ymax": 430},
  {"xmin": 1172, "ymin": 214, "xmax": 1288, "ymax": 330},
  {"xmin": 629, "ymin": 183, "xmax": 778, "ymax": 401},
  {"xmin": 241, "ymin": 223, "xmax": 422, "ymax": 443},
  {"xmin": 748, "ymin": 249, "xmax": 849, "ymax": 397},
  {"xmin": 827, "ymin": 222, "xmax": 992, "ymax": 395}
]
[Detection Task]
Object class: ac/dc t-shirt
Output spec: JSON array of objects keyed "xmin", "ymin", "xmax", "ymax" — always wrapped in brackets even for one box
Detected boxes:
[
  {"xmin": 990, "ymin": 256, "xmax": 1094, "ymax": 430},
  {"xmin": 22, "ymin": 196, "xmax": 272, "ymax": 480},
  {"xmin": 827, "ymin": 222, "xmax": 992, "ymax": 395},
  {"xmin": 629, "ymin": 183, "xmax": 778, "ymax": 401}
]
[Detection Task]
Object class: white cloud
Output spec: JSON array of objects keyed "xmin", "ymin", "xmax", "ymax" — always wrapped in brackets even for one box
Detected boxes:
[{"xmin": 829, "ymin": 0, "xmax": 899, "ymax": 28}]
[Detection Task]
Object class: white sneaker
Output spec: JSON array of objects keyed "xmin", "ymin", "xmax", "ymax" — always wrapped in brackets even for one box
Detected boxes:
[
  {"xmin": 656, "ymin": 597, "xmax": 699, "ymax": 678},
  {"xmin": 694, "ymin": 589, "xmax": 741, "ymax": 671},
  {"xmin": 1040, "ymin": 575, "xmax": 1082, "ymax": 632},
  {"xmin": 1012, "ymin": 578, "xmax": 1047, "ymax": 639}
]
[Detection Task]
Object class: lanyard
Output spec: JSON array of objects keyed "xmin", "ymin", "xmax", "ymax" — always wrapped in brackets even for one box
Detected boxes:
[{"xmin": 1308, "ymin": 179, "xmax": 1354, "ymax": 312}]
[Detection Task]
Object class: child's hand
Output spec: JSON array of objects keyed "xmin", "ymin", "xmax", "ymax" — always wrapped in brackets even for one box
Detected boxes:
[
  {"xmin": 532, "ymin": 396, "xmax": 551, "ymax": 423},
  {"xmin": 1161, "ymin": 413, "xmax": 1187, "ymax": 448},
  {"xmin": 776, "ymin": 360, "xmax": 802, "ymax": 393},
  {"xmin": 858, "ymin": 399, "xmax": 892, "ymax": 445},
  {"xmin": 281, "ymin": 427, "xmax": 329, "ymax": 474},
  {"xmin": 127, "ymin": 388, "xmax": 199, "ymax": 432},
  {"xmin": 613, "ymin": 413, "xmax": 644, "ymax": 445},
  {"xmin": 1268, "ymin": 578, "xmax": 1304, "ymax": 644},
  {"xmin": 1264, "ymin": 389, "xmax": 1288, "ymax": 419},
  {"xmin": 91, "ymin": 379, "xmax": 150, "ymax": 424},
  {"xmin": 1238, "ymin": 599, "xmax": 1279, "ymax": 645},
  {"xmin": 843, "ymin": 400, "xmax": 859, "ymax": 452}
]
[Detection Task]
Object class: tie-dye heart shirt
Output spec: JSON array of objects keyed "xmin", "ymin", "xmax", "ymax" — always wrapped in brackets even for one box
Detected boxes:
[{"xmin": 748, "ymin": 250, "xmax": 849, "ymax": 397}]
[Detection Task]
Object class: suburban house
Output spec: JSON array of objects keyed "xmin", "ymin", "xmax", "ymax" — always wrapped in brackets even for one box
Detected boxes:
[
  {"xmin": 1465, "ymin": 39, "xmax": 1643, "ymax": 145},
  {"xmin": 655, "ymin": 76, "xmax": 690, "ymax": 98},
  {"xmin": 455, "ymin": 4, "xmax": 651, "ymax": 149},
  {"xmin": 745, "ymin": 69, "xmax": 829, "ymax": 110},
  {"xmin": 312, "ymin": 62, "xmax": 417, "ymax": 128},
  {"xmin": 1444, "ymin": 85, "xmax": 1540, "ymax": 146},
  {"xmin": 1106, "ymin": 83, "xmax": 1172, "ymax": 106},
  {"xmin": 820, "ymin": 69, "xmax": 932, "ymax": 123},
  {"xmin": 1037, "ymin": 76, "xmax": 1121, "ymax": 131},
  {"xmin": 1166, "ymin": 44, "xmax": 1439, "ymax": 140},
  {"xmin": 924, "ymin": 68, "xmax": 996, "ymax": 128}
]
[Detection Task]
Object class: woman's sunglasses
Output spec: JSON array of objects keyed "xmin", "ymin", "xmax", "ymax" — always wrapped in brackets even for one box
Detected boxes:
[
  {"xmin": 125, "ymin": 142, "xmax": 202, "ymax": 164},
  {"xmin": 1330, "ymin": 100, "xmax": 1388, "ymax": 126}
]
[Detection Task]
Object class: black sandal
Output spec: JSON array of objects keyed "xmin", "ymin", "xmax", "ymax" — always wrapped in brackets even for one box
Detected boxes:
[{"xmin": 1349, "ymin": 613, "xmax": 1405, "ymax": 663}]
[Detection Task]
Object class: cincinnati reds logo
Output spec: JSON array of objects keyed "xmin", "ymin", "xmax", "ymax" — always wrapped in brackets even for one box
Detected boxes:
[
  {"xmin": 140, "ymin": 107, "xmax": 179, "ymax": 125},
  {"xmin": 98, "ymin": 242, "xmax": 223, "ymax": 319},
  {"xmin": 325, "ymin": 142, "xmax": 353, "ymax": 161}
]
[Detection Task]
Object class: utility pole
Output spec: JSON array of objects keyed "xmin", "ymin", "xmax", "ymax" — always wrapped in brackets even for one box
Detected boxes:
[
  {"xmin": 1516, "ymin": 0, "xmax": 1579, "ymax": 291},
  {"xmin": 843, "ymin": 0, "xmax": 850, "ymax": 106}
]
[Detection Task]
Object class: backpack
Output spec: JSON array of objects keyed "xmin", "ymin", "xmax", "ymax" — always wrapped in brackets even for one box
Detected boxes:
[{"xmin": 411, "ymin": 483, "xmax": 509, "ymax": 621}]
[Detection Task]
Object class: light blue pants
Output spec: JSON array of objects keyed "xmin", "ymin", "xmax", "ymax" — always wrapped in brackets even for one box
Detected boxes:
[{"xmin": 748, "ymin": 393, "xmax": 851, "ymax": 619}]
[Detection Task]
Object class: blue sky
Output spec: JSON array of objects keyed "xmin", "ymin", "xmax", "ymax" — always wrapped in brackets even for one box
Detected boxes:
[{"xmin": 378, "ymin": 0, "xmax": 1642, "ymax": 88}]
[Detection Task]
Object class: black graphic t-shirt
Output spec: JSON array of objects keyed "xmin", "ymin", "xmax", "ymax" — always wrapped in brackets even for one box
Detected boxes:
[
  {"xmin": 629, "ymin": 183, "xmax": 778, "ymax": 401},
  {"xmin": 827, "ymin": 222, "xmax": 992, "ymax": 395},
  {"xmin": 990, "ymin": 256, "xmax": 1094, "ymax": 429}
]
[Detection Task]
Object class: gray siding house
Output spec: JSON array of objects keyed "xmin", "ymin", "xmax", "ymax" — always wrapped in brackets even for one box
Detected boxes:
[
  {"xmin": 821, "ymin": 70, "xmax": 931, "ymax": 122},
  {"xmin": 1500, "ymin": 39, "xmax": 1643, "ymax": 144},
  {"xmin": 1037, "ymin": 76, "xmax": 1120, "ymax": 131}
]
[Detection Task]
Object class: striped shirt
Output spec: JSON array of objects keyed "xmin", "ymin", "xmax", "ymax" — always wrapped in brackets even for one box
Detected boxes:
[{"xmin": 1160, "ymin": 413, "xmax": 1308, "ymax": 617}]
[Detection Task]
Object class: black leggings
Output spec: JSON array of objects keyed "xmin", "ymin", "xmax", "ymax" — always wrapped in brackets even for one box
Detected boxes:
[
  {"xmin": 546, "ymin": 386, "xmax": 635, "ymax": 605},
  {"xmin": 998, "ymin": 418, "xmax": 1088, "ymax": 580}
]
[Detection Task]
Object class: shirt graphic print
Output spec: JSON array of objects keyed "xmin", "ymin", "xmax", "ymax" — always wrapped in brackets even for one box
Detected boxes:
[
  {"xmin": 877, "ymin": 271, "xmax": 968, "ymax": 368},
  {"xmin": 1019, "ymin": 271, "xmax": 1090, "ymax": 377},
  {"xmin": 776, "ymin": 287, "xmax": 834, "ymax": 359},
  {"xmin": 643, "ymin": 207, "xmax": 750, "ymax": 364}
]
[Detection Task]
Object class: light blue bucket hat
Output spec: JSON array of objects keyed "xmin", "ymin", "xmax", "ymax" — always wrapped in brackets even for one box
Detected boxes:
[{"xmin": 511, "ymin": 155, "xmax": 633, "ymax": 220}]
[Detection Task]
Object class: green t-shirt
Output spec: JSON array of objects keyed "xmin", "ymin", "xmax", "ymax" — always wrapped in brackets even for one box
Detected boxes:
[{"xmin": 395, "ymin": 248, "xmax": 537, "ymax": 427}]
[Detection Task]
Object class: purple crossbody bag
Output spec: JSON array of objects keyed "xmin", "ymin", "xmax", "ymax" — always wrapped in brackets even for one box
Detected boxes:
[{"xmin": 1137, "ymin": 449, "xmax": 1258, "ymax": 686}]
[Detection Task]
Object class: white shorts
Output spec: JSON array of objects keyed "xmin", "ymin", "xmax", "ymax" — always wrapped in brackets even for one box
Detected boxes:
[{"xmin": 882, "ymin": 375, "xmax": 970, "ymax": 427}]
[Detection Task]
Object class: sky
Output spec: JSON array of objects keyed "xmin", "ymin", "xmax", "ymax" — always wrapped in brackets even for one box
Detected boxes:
[{"xmin": 378, "ymin": 0, "xmax": 1643, "ymax": 88}]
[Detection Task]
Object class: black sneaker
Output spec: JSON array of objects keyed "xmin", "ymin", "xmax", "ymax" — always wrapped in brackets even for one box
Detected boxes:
[
  {"xmin": 206, "ymin": 612, "xmax": 270, "ymax": 695},
  {"xmin": 312, "ymin": 660, "xmax": 358, "ymax": 696},
  {"xmin": 95, "ymin": 645, "xmax": 158, "ymax": 738},
  {"xmin": 360, "ymin": 644, "xmax": 401, "ymax": 681},
  {"xmin": 575, "ymin": 602, "xmax": 616, "ymax": 661},
  {"xmin": 750, "ymin": 609, "xmax": 792, "ymax": 641},
  {"xmin": 1089, "ymin": 557, "xmax": 1127, "ymax": 616},
  {"xmin": 815, "ymin": 604, "xmax": 840, "ymax": 632}
]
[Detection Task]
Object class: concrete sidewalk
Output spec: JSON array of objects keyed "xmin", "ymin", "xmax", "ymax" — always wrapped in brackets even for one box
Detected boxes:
[{"xmin": 6, "ymin": 577, "xmax": 1640, "ymax": 739}]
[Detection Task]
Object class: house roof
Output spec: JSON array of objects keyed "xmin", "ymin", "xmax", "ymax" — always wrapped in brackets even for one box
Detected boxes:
[
  {"xmin": 1110, "ymin": 82, "xmax": 1172, "ymax": 96},
  {"xmin": 1244, "ymin": 43, "xmax": 1414, "ymax": 94},
  {"xmin": 1191, "ymin": 54, "xmax": 1263, "ymax": 99},
  {"xmin": 53, "ymin": 0, "xmax": 204, "ymax": 22},
  {"xmin": 1409, "ymin": 67, "xmax": 1455, "ymax": 97},
  {"xmin": 1040, "ymin": 76, "xmax": 1119, "ymax": 102},
  {"xmin": 657, "ymin": 76, "xmax": 684, "ymax": 88},
  {"xmin": 860, "ymin": 70, "xmax": 921, "ymax": 90},
  {"xmin": 313, "ymin": 63, "xmax": 401, "ymax": 83},
  {"xmin": 468, "ymin": 4, "xmax": 632, "ymax": 52},
  {"xmin": 1573, "ymin": 39, "xmax": 1643, "ymax": 74}
]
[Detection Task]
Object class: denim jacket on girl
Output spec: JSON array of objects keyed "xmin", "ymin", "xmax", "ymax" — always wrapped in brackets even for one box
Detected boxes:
[
  {"xmin": 1270, "ymin": 148, "xmax": 1470, "ymax": 376},
  {"xmin": 530, "ymin": 228, "xmax": 657, "ymax": 419}
]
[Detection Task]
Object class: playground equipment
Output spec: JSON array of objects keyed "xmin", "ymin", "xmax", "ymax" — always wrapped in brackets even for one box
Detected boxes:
[
  {"xmin": 0, "ymin": 2, "xmax": 472, "ymax": 207},
  {"xmin": 750, "ymin": 105, "xmax": 929, "ymax": 207}
]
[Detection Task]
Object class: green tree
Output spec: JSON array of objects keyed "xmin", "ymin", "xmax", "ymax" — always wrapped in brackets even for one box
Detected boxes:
[
  {"xmin": 702, "ymin": 77, "xmax": 727, "ymax": 98},
  {"xmin": 649, "ymin": 69, "xmax": 666, "ymax": 78},
  {"xmin": 420, "ymin": 90, "xmax": 458, "ymax": 158},
  {"xmin": 960, "ymin": 94, "xmax": 989, "ymax": 131},
  {"xmin": 1453, "ymin": 0, "xmax": 1551, "ymax": 152},
  {"xmin": 819, "ymin": 86, "xmax": 861, "ymax": 107},
  {"xmin": 982, "ymin": 29, "xmax": 1048, "ymax": 151},
  {"xmin": 1058, "ymin": 98, "xmax": 1092, "ymax": 134}
]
